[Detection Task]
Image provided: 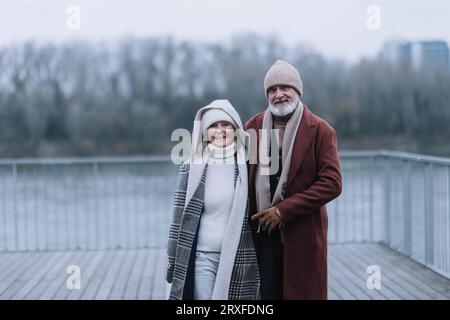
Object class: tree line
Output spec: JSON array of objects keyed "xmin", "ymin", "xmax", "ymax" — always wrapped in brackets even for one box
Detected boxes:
[{"xmin": 0, "ymin": 34, "xmax": 449, "ymax": 158}]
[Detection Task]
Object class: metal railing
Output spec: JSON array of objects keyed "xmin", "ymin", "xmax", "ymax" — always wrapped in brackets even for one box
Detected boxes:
[
  {"xmin": 328, "ymin": 150, "xmax": 450, "ymax": 279},
  {"xmin": 0, "ymin": 156, "xmax": 176, "ymax": 251},
  {"xmin": 0, "ymin": 150, "xmax": 449, "ymax": 279}
]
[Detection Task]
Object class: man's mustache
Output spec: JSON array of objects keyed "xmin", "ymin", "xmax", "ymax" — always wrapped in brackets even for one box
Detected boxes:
[{"xmin": 273, "ymin": 97, "xmax": 289, "ymax": 105}]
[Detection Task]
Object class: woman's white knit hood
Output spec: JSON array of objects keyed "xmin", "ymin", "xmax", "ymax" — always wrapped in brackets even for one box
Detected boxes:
[{"xmin": 189, "ymin": 99, "xmax": 248, "ymax": 166}]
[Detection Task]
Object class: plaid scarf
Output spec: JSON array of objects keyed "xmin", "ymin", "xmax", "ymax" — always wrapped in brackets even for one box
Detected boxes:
[{"xmin": 166, "ymin": 162, "xmax": 260, "ymax": 300}]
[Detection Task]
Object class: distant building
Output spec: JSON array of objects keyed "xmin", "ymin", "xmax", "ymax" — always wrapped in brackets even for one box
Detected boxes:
[
  {"xmin": 380, "ymin": 40, "xmax": 449, "ymax": 69},
  {"xmin": 411, "ymin": 41, "xmax": 450, "ymax": 69},
  {"xmin": 380, "ymin": 40, "xmax": 412, "ymax": 64}
]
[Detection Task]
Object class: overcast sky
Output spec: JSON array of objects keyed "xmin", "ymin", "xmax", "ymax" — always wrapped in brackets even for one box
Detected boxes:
[{"xmin": 1, "ymin": 0, "xmax": 449, "ymax": 61}]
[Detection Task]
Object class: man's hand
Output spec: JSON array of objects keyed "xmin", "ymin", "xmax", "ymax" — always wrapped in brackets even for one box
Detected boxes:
[{"xmin": 251, "ymin": 206, "xmax": 282, "ymax": 235}]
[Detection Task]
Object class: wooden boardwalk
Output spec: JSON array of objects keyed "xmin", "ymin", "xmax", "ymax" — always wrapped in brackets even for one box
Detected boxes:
[{"xmin": 0, "ymin": 244, "xmax": 449, "ymax": 300}]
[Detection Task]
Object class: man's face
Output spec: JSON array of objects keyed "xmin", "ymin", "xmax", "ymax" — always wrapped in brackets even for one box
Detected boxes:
[
  {"xmin": 267, "ymin": 85, "xmax": 298, "ymax": 107},
  {"xmin": 267, "ymin": 85, "xmax": 299, "ymax": 116}
]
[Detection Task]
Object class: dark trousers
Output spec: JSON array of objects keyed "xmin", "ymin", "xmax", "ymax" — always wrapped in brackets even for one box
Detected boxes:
[
  {"xmin": 259, "ymin": 148, "xmax": 284, "ymax": 299},
  {"xmin": 258, "ymin": 228, "xmax": 284, "ymax": 300}
]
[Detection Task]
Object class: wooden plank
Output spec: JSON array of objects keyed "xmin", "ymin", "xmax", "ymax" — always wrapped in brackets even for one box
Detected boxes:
[
  {"xmin": 327, "ymin": 272, "xmax": 356, "ymax": 299},
  {"xmin": 326, "ymin": 251, "xmax": 356, "ymax": 300},
  {"xmin": 328, "ymin": 254, "xmax": 372, "ymax": 299},
  {"xmin": 330, "ymin": 246, "xmax": 401, "ymax": 300},
  {"xmin": 137, "ymin": 249, "xmax": 158, "ymax": 300},
  {"xmin": 53, "ymin": 250, "xmax": 93, "ymax": 300},
  {"xmin": 341, "ymin": 244, "xmax": 417, "ymax": 299},
  {"xmin": 346, "ymin": 244, "xmax": 430, "ymax": 299},
  {"xmin": 328, "ymin": 248, "xmax": 354, "ymax": 300},
  {"xmin": 333, "ymin": 245, "xmax": 400, "ymax": 300},
  {"xmin": 0, "ymin": 251, "xmax": 50, "ymax": 299},
  {"xmin": 327, "ymin": 266, "xmax": 345, "ymax": 300},
  {"xmin": 353, "ymin": 244, "xmax": 447, "ymax": 299},
  {"xmin": 109, "ymin": 249, "xmax": 138, "ymax": 299},
  {"xmin": 0, "ymin": 252, "xmax": 44, "ymax": 298},
  {"xmin": 11, "ymin": 251, "xmax": 65, "ymax": 299},
  {"xmin": 0, "ymin": 252, "xmax": 27, "ymax": 284},
  {"xmin": 38, "ymin": 250, "xmax": 85, "ymax": 299},
  {"xmin": 368, "ymin": 244, "xmax": 450, "ymax": 299},
  {"xmin": 152, "ymin": 249, "xmax": 168, "ymax": 299},
  {"xmin": 0, "ymin": 252, "xmax": 23, "ymax": 275},
  {"xmin": 371, "ymin": 244, "xmax": 450, "ymax": 289},
  {"xmin": 327, "ymin": 285, "xmax": 341, "ymax": 300},
  {"xmin": 122, "ymin": 249, "xmax": 147, "ymax": 299},
  {"xmin": 80, "ymin": 250, "xmax": 117, "ymax": 300},
  {"xmin": 94, "ymin": 250, "xmax": 127, "ymax": 299},
  {"xmin": 0, "ymin": 244, "xmax": 447, "ymax": 300},
  {"xmin": 66, "ymin": 250, "xmax": 106, "ymax": 300},
  {"xmin": 329, "ymin": 245, "xmax": 385, "ymax": 299},
  {"xmin": 25, "ymin": 250, "xmax": 75, "ymax": 299}
]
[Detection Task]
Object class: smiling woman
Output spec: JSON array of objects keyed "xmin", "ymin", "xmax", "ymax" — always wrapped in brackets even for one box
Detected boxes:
[
  {"xmin": 202, "ymin": 108, "xmax": 236, "ymax": 149},
  {"xmin": 206, "ymin": 121, "xmax": 235, "ymax": 148},
  {"xmin": 166, "ymin": 99, "xmax": 260, "ymax": 300}
]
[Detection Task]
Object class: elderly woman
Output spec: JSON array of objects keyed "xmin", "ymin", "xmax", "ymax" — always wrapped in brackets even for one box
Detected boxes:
[{"xmin": 166, "ymin": 99, "xmax": 259, "ymax": 300}]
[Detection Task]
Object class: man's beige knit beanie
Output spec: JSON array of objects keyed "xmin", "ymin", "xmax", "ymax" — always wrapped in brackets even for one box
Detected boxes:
[{"xmin": 264, "ymin": 60, "xmax": 303, "ymax": 97}]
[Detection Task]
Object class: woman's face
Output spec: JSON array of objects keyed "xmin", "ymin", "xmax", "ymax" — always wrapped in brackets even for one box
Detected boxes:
[{"xmin": 207, "ymin": 121, "xmax": 235, "ymax": 148}]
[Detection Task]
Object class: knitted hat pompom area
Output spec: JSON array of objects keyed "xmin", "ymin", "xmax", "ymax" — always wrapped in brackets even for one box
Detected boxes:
[{"xmin": 264, "ymin": 59, "xmax": 303, "ymax": 97}]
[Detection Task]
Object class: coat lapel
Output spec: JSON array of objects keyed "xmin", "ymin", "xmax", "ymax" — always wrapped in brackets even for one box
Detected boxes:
[{"xmin": 286, "ymin": 106, "xmax": 318, "ymax": 187}]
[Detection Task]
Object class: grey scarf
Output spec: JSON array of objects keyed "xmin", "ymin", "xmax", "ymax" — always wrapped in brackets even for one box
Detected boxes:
[{"xmin": 255, "ymin": 101, "xmax": 304, "ymax": 238}]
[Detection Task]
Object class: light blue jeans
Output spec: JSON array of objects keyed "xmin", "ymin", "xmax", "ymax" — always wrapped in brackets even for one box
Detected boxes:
[{"xmin": 194, "ymin": 251, "xmax": 221, "ymax": 300}]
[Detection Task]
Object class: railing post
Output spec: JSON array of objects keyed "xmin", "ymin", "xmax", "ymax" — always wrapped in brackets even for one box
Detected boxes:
[
  {"xmin": 44, "ymin": 164, "xmax": 49, "ymax": 251},
  {"xmin": 334, "ymin": 192, "xmax": 340, "ymax": 243},
  {"xmin": 424, "ymin": 163, "xmax": 434, "ymax": 266},
  {"xmin": 403, "ymin": 160, "xmax": 412, "ymax": 256},
  {"xmin": 383, "ymin": 156, "xmax": 391, "ymax": 246},
  {"xmin": 12, "ymin": 162, "xmax": 18, "ymax": 252},
  {"xmin": 447, "ymin": 167, "xmax": 450, "ymax": 276},
  {"xmin": 63, "ymin": 164, "xmax": 70, "ymax": 250},
  {"xmin": 369, "ymin": 155, "xmax": 374, "ymax": 242},
  {"xmin": 351, "ymin": 159, "xmax": 355, "ymax": 242},
  {"xmin": 93, "ymin": 161, "xmax": 100, "ymax": 250},
  {"xmin": 1, "ymin": 166, "xmax": 6, "ymax": 251}
]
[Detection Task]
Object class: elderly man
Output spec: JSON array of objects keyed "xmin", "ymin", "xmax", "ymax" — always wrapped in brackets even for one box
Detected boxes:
[{"xmin": 245, "ymin": 60, "xmax": 342, "ymax": 300}]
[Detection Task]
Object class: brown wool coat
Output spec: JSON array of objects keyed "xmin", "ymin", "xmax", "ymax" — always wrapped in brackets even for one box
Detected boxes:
[{"xmin": 245, "ymin": 105, "xmax": 342, "ymax": 300}]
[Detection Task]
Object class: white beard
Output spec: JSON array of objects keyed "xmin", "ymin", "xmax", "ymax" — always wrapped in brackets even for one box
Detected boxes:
[{"xmin": 268, "ymin": 96, "xmax": 299, "ymax": 117}]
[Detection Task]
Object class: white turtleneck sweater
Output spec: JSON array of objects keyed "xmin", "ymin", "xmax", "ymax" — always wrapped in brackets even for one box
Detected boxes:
[{"xmin": 196, "ymin": 142, "xmax": 236, "ymax": 252}]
